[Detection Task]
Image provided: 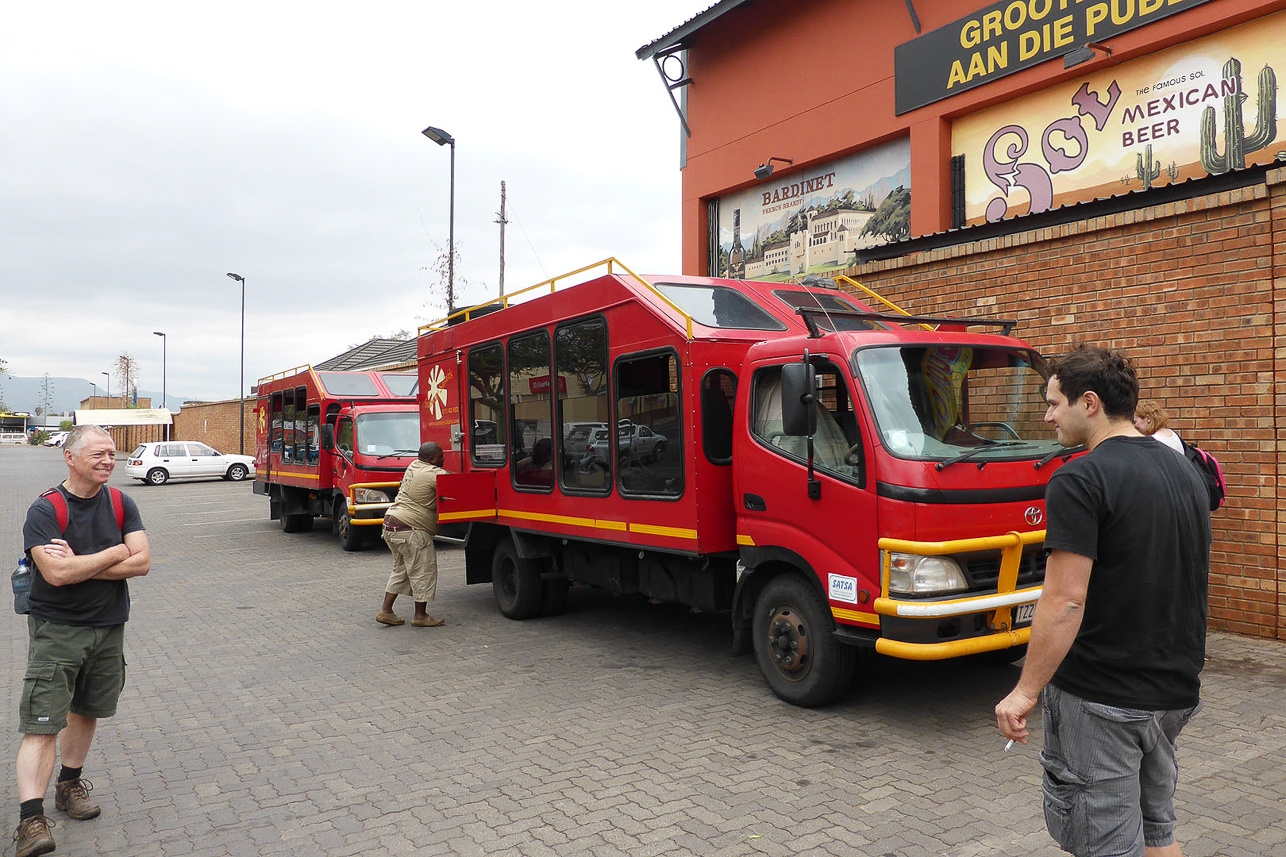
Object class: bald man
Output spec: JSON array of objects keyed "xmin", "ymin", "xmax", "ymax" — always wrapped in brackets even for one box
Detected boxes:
[{"xmin": 376, "ymin": 441, "xmax": 449, "ymax": 627}]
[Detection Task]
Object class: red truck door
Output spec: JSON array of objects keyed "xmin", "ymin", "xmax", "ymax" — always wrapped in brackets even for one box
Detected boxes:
[
  {"xmin": 437, "ymin": 471, "xmax": 498, "ymax": 525},
  {"xmin": 737, "ymin": 357, "xmax": 880, "ymax": 623}
]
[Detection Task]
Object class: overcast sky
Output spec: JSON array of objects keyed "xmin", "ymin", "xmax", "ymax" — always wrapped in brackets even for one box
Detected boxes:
[{"xmin": 1, "ymin": 1, "xmax": 699, "ymax": 404}]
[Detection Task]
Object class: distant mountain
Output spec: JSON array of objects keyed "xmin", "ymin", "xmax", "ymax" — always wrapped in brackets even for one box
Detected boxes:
[{"xmin": 0, "ymin": 376, "xmax": 190, "ymax": 417}]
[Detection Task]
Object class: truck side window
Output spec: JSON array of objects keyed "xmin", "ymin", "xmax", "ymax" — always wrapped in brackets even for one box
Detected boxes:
[
  {"xmin": 294, "ymin": 386, "xmax": 308, "ymax": 464},
  {"xmin": 509, "ymin": 331, "xmax": 553, "ymax": 490},
  {"xmin": 336, "ymin": 418, "xmax": 354, "ymax": 456},
  {"xmin": 306, "ymin": 405, "xmax": 320, "ymax": 465},
  {"xmin": 701, "ymin": 370, "xmax": 737, "ymax": 465},
  {"xmin": 468, "ymin": 343, "xmax": 507, "ymax": 467},
  {"xmin": 616, "ymin": 351, "xmax": 682, "ymax": 497},
  {"xmin": 271, "ymin": 393, "xmax": 284, "ymax": 455},
  {"xmin": 751, "ymin": 362, "xmax": 864, "ymax": 483},
  {"xmin": 556, "ymin": 318, "xmax": 610, "ymax": 494},
  {"xmin": 282, "ymin": 389, "xmax": 295, "ymax": 464}
]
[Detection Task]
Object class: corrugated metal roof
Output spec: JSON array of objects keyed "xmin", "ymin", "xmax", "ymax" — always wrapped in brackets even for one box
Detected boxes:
[
  {"xmin": 635, "ymin": 0, "xmax": 754, "ymax": 60},
  {"xmin": 314, "ymin": 338, "xmax": 416, "ymax": 372}
]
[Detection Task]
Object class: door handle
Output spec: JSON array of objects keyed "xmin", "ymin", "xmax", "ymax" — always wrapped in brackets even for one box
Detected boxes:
[{"xmin": 743, "ymin": 493, "xmax": 767, "ymax": 511}]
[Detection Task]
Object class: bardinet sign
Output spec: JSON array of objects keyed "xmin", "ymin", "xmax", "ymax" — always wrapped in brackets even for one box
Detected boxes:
[{"xmin": 894, "ymin": 0, "xmax": 1215, "ymax": 114}]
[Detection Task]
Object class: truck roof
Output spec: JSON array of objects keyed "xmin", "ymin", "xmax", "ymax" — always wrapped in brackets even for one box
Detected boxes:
[{"xmin": 256, "ymin": 365, "xmax": 418, "ymax": 400}]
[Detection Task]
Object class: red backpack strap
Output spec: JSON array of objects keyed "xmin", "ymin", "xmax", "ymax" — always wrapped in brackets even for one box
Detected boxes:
[
  {"xmin": 40, "ymin": 488, "xmax": 69, "ymax": 533},
  {"xmin": 109, "ymin": 488, "xmax": 125, "ymax": 533}
]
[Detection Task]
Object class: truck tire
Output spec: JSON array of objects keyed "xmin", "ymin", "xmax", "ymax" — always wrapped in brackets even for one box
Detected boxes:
[
  {"xmin": 336, "ymin": 506, "xmax": 365, "ymax": 552},
  {"xmin": 281, "ymin": 512, "xmax": 314, "ymax": 533},
  {"xmin": 752, "ymin": 574, "xmax": 857, "ymax": 707},
  {"xmin": 492, "ymin": 539, "xmax": 544, "ymax": 620}
]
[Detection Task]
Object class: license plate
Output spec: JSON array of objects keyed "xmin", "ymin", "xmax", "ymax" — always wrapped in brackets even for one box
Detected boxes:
[{"xmin": 1013, "ymin": 603, "xmax": 1035, "ymax": 626}]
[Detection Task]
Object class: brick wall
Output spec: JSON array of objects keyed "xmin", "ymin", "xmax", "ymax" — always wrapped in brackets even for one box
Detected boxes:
[
  {"xmin": 840, "ymin": 167, "xmax": 1286, "ymax": 640},
  {"xmin": 172, "ymin": 398, "xmax": 255, "ymax": 456}
]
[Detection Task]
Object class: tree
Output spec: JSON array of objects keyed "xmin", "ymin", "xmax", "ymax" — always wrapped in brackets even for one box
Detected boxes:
[
  {"xmin": 39, "ymin": 374, "xmax": 54, "ymax": 418},
  {"xmin": 114, "ymin": 352, "xmax": 140, "ymax": 406},
  {"xmin": 859, "ymin": 186, "xmax": 911, "ymax": 243},
  {"xmin": 420, "ymin": 241, "xmax": 489, "ymax": 324}
]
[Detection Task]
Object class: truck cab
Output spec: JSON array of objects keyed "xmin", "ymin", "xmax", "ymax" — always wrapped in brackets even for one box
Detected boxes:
[{"xmin": 253, "ymin": 366, "xmax": 420, "ymax": 550}]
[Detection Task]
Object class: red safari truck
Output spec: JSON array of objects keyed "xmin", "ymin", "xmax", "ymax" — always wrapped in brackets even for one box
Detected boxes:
[
  {"xmin": 253, "ymin": 365, "xmax": 420, "ymax": 550},
  {"xmin": 424, "ymin": 260, "xmax": 1071, "ymax": 706}
]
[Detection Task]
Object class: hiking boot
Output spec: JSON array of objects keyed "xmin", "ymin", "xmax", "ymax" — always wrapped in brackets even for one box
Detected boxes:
[
  {"xmin": 376, "ymin": 611, "xmax": 404, "ymax": 626},
  {"xmin": 55, "ymin": 777, "xmax": 101, "ymax": 819},
  {"xmin": 411, "ymin": 615, "xmax": 445, "ymax": 627},
  {"xmin": 13, "ymin": 815, "xmax": 55, "ymax": 857}
]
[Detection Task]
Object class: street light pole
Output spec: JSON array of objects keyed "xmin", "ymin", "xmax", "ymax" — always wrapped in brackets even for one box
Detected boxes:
[
  {"xmin": 153, "ymin": 331, "xmax": 167, "ymax": 441},
  {"xmin": 101, "ymin": 372, "xmax": 110, "ymax": 406},
  {"xmin": 226, "ymin": 273, "xmax": 246, "ymax": 453},
  {"xmin": 421, "ymin": 125, "xmax": 456, "ymax": 315}
]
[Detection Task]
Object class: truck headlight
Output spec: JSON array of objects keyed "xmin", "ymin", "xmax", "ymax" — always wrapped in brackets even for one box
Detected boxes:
[
  {"xmin": 353, "ymin": 488, "xmax": 391, "ymax": 504},
  {"xmin": 886, "ymin": 553, "xmax": 968, "ymax": 595}
]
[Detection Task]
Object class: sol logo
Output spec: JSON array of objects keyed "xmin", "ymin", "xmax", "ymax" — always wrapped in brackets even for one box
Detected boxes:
[{"xmin": 425, "ymin": 365, "xmax": 449, "ymax": 420}]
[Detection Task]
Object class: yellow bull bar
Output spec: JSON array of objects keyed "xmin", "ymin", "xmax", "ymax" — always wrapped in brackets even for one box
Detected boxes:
[
  {"xmin": 873, "ymin": 530, "xmax": 1045, "ymax": 660},
  {"xmin": 346, "ymin": 481, "xmax": 402, "ymax": 525}
]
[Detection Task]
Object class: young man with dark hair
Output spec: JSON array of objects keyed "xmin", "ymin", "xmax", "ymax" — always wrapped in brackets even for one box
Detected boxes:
[
  {"xmin": 15, "ymin": 425, "xmax": 150, "ymax": 857},
  {"xmin": 996, "ymin": 346, "xmax": 1211, "ymax": 857}
]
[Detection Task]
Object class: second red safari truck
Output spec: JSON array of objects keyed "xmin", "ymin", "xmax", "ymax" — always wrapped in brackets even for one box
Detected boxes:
[
  {"xmin": 253, "ymin": 365, "xmax": 421, "ymax": 550},
  {"xmin": 424, "ymin": 259, "xmax": 1070, "ymax": 706}
]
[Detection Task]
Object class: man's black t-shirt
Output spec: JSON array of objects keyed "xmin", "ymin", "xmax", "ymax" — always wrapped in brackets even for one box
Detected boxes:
[
  {"xmin": 22, "ymin": 485, "xmax": 145, "ymax": 626},
  {"xmin": 1045, "ymin": 436, "xmax": 1210, "ymax": 710}
]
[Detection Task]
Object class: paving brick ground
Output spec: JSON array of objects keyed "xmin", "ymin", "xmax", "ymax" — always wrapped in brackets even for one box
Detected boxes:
[{"xmin": 2, "ymin": 444, "xmax": 1284, "ymax": 856}]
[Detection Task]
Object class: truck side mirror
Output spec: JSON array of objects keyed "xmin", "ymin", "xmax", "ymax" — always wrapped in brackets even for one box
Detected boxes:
[
  {"xmin": 781, "ymin": 363, "xmax": 817, "ymax": 437},
  {"xmin": 320, "ymin": 424, "xmax": 335, "ymax": 451}
]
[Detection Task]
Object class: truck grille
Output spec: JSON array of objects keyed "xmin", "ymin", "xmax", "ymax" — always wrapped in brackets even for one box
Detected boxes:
[{"xmin": 964, "ymin": 550, "xmax": 1046, "ymax": 589}]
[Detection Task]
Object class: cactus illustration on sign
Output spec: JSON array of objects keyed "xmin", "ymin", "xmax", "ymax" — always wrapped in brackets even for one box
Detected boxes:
[
  {"xmin": 1167, "ymin": 161, "xmax": 1180, "ymax": 182},
  {"xmin": 1200, "ymin": 57, "xmax": 1278, "ymax": 175},
  {"xmin": 1136, "ymin": 145, "xmax": 1161, "ymax": 189}
]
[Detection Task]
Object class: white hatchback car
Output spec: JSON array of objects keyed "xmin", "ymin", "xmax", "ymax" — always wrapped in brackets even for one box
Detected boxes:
[{"xmin": 124, "ymin": 441, "xmax": 256, "ymax": 485}]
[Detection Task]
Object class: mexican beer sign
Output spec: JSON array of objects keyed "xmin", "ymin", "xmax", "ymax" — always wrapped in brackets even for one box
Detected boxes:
[
  {"xmin": 952, "ymin": 11, "xmax": 1284, "ymax": 225},
  {"xmin": 895, "ymin": 0, "xmax": 1215, "ymax": 114}
]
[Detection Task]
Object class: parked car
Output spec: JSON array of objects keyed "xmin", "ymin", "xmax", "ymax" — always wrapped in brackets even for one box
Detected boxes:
[
  {"xmin": 582, "ymin": 423, "xmax": 667, "ymax": 468},
  {"xmin": 42, "ymin": 431, "xmax": 69, "ymax": 448},
  {"xmin": 124, "ymin": 441, "xmax": 255, "ymax": 485},
  {"xmin": 563, "ymin": 421, "xmax": 608, "ymax": 463}
]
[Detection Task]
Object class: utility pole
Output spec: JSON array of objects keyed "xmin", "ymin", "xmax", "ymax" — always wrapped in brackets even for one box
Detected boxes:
[{"xmin": 495, "ymin": 180, "xmax": 508, "ymax": 299}]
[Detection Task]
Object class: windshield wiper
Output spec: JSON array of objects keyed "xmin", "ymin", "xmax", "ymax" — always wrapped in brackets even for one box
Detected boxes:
[
  {"xmin": 935, "ymin": 441, "xmax": 1026, "ymax": 471},
  {"xmin": 1034, "ymin": 444, "xmax": 1084, "ymax": 470},
  {"xmin": 375, "ymin": 449, "xmax": 419, "ymax": 461}
]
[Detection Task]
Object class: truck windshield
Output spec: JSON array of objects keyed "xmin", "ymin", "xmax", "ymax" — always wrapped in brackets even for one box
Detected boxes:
[
  {"xmin": 854, "ymin": 345, "xmax": 1061, "ymax": 464},
  {"xmin": 354, "ymin": 412, "xmax": 420, "ymax": 457}
]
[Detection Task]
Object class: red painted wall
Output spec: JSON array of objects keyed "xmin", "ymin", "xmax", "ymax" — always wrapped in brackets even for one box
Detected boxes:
[{"xmin": 677, "ymin": 0, "xmax": 1286, "ymax": 273}]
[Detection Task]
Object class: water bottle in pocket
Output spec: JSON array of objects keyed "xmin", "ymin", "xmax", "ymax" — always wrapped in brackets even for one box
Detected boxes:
[{"xmin": 12, "ymin": 556, "xmax": 32, "ymax": 615}]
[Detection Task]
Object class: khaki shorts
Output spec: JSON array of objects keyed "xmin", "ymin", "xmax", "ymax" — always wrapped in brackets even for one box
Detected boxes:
[
  {"xmin": 20, "ymin": 618, "xmax": 126, "ymax": 734},
  {"xmin": 383, "ymin": 527, "xmax": 438, "ymax": 602}
]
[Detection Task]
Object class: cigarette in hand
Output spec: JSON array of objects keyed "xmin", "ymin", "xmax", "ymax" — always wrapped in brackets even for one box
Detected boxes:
[{"xmin": 1004, "ymin": 739, "xmax": 1015, "ymax": 752}]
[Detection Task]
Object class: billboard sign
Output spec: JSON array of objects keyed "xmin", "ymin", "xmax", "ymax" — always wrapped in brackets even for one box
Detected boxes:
[
  {"xmin": 711, "ymin": 139, "xmax": 911, "ymax": 281},
  {"xmin": 952, "ymin": 11, "xmax": 1285, "ymax": 226},
  {"xmin": 895, "ymin": 0, "xmax": 1214, "ymax": 114}
]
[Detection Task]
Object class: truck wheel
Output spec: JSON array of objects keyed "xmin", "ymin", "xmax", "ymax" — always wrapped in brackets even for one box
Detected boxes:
[
  {"xmin": 281, "ymin": 513, "xmax": 314, "ymax": 533},
  {"xmin": 752, "ymin": 574, "xmax": 857, "ymax": 707},
  {"xmin": 492, "ymin": 539, "xmax": 544, "ymax": 620},
  {"xmin": 336, "ymin": 506, "xmax": 365, "ymax": 552},
  {"xmin": 539, "ymin": 577, "xmax": 570, "ymax": 616}
]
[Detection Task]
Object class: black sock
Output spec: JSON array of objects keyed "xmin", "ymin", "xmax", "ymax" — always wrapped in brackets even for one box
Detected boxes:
[
  {"xmin": 19, "ymin": 799, "xmax": 44, "ymax": 821},
  {"xmin": 58, "ymin": 765, "xmax": 82, "ymax": 783}
]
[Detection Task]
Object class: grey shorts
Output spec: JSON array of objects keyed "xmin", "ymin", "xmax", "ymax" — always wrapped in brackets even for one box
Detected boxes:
[
  {"xmin": 20, "ymin": 618, "xmax": 127, "ymax": 734},
  {"xmin": 1041, "ymin": 683, "xmax": 1201, "ymax": 857}
]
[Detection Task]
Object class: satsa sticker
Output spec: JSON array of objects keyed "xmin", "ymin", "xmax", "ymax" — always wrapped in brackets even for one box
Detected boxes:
[{"xmin": 828, "ymin": 574, "xmax": 858, "ymax": 604}]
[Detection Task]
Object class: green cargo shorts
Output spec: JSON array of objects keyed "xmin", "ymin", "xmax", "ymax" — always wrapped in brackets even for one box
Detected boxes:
[{"xmin": 20, "ymin": 617, "xmax": 127, "ymax": 734}]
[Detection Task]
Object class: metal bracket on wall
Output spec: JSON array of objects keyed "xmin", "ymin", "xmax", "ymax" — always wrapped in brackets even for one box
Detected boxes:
[
  {"xmin": 651, "ymin": 45, "xmax": 692, "ymax": 138},
  {"xmin": 903, "ymin": 0, "xmax": 921, "ymax": 33}
]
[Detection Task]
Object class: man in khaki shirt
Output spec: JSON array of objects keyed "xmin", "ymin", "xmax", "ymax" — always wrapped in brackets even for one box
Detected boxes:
[{"xmin": 375, "ymin": 442, "xmax": 449, "ymax": 627}]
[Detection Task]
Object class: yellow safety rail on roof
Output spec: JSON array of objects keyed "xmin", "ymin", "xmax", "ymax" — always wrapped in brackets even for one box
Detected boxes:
[
  {"xmin": 416, "ymin": 258, "xmax": 697, "ymax": 340},
  {"xmin": 832, "ymin": 275, "xmax": 935, "ymax": 331},
  {"xmin": 257, "ymin": 364, "xmax": 314, "ymax": 386}
]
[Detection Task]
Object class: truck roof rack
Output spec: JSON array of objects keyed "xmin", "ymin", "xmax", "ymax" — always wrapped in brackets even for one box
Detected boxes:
[{"xmin": 794, "ymin": 307, "xmax": 1018, "ymax": 338}]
